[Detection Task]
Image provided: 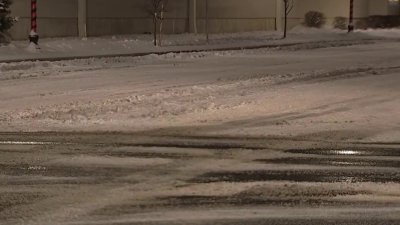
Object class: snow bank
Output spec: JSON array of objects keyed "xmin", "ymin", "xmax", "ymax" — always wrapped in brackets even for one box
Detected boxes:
[
  {"xmin": 1, "ymin": 28, "xmax": 398, "ymax": 63},
  {"xmin": 0, "ymin": 35, "xmax": 400, "ymax": 141},
  {"xmin": 356, "ymin": 28, "xmax": 400, "ymax": 38}
]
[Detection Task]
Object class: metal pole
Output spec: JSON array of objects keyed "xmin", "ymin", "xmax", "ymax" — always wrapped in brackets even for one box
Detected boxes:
[
  {"xmin": 205, "ymin": 0, "xmax": 209, "ymax": 43},
  {"xmin": 275, "ymin": 0, "xmax": 283, "ymax": 32},
  {"xmin": 78, "ymin": 0, "xmax": 87, "ymax": 38},
  {"xmin": 193, "ymin": 0, "xmax": 197, "ymax": 34},
  {"xmin": 29, "ymin": 0, "xmax": 39, "ymax": 46},
  {"xmin": 348, "ymin": 0, "xmax": 354, "ymax": 32}
]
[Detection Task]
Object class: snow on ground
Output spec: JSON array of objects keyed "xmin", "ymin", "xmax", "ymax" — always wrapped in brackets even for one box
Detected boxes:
[
  {"xmin": 1, "ymin": 28, "xmax": 400, "ymax": 223},
  {"xmin": 0, "ymin": 27, "xmax": 398, "ymax": 62},
  {"xmin": 0, "ymin": 29, "xmax": 400, "ymax": 143}
]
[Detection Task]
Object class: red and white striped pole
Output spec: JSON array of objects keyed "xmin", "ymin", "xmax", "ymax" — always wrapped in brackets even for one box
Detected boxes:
[
  {"xmin": 348, "ymin": 0, "xmax": 354, "ymax": 32},
  {"xmin": 29, "ymin": 0, "xmax": 39, "ymax": 45}
]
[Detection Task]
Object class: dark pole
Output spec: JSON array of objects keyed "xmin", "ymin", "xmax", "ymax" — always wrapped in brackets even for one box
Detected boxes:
[
  {"xmin": 348, "ymin": 0, "xmax": 354, "ymax": 32},
  {"xmin": 284, "ymin": 0, "xmax": 287, "ymax": 38},
  {"xmin": 205, "ymin": 0, "xmax": 209, "ymax": 43},
  {"xmin": 153, "ymin": 14, "xmax": 157, "ymax": 46},
  {"xmin": 29, "ymin": 0, "xmax": 39, "ymax": 46}
]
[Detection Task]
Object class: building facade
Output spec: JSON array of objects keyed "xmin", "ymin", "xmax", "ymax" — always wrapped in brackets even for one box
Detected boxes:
[{"xmin": 9, "ymin": 0, "xmax": 400, "ymax": 40}]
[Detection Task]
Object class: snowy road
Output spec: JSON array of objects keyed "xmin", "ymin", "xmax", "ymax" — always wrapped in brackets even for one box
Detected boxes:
[
  {"xmin": 1, "ymin": 39, "xmax": 400, "ymax": 141},
  {"xmin": 0, "ymin": 37, "xmax": 400, "ymax": 224},
  {"xmin": 0, "ymin": 133, "xmax": 399, "ymax": 225}
]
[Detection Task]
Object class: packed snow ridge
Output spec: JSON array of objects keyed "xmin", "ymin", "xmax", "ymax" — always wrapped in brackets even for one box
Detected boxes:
[{"xmin": 0, "ymin": 28, "xmax": 399, "ymax": 137}]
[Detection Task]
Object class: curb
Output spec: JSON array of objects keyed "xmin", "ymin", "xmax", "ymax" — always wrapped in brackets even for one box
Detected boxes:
[{"xmin": 0, "ymin": 39, "xmax": 379, "ymax": 64}]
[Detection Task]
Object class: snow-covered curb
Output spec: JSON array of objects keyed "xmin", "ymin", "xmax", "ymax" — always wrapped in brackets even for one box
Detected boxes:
[{"xmin": 1, "ymin": 28, "xmax": 399, "ymax": 63}]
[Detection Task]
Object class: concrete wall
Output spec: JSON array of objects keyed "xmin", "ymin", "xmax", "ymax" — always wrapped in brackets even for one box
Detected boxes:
[
  {"xmin": 9, "ymin": 0, "xmax": 78, "ymax": 40},
  {"xmin": 87, "ymin": 0, "xmax": 189, "ymax": 36},
  {"xmin": 282, "ymin": 0, "xmax": 371, "ymax": 29},
  {"xmin": 388, "ymin": 0, "xmax": 400, "ymax": 15},
  {"xmin": 195, "ymin": 0, "xmax": 277, "ymax": 33},
  {"xmin": 369, "ymin": 0, "xmax": 389, "ymax": 15},
  {"xmin": 8, "ymin": 0, "xmax": 396, "ymax": 40}
]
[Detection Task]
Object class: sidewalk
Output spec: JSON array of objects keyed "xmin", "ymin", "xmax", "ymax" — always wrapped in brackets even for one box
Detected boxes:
[{"xmin": 1, "ymin": 28, "xmax": 399, "ymax": 63}]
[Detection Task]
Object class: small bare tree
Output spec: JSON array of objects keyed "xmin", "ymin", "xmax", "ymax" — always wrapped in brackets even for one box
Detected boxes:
[
  {"xmin": 283, "ymin": 0, "xmax": 294, "ymax": 39},
  {"xmin": 148, "ymin": 0, "xmax": 168, "ymax": 46}
]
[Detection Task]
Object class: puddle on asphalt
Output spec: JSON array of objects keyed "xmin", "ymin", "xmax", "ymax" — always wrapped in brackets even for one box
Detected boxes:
[
  {"xmin": 257, "ymin": 158, "xmax": 400, "ymax": 168},
  {"xmin": 286, "ymin": 149, "xmax": 400, "ymax": 157},
  {"xmin": 193, "ymin": 170, "xmax": 400, "ymax": 183}
]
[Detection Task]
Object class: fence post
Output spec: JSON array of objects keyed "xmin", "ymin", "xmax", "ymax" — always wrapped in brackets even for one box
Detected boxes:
[
  {"xmin": 348, "ymin": 0, "xmax": 354, "ymax": 32},
  {"xmin": 205, "ymin": 0, "xmax": 209, "ymax": 43},
  {"xmin": 78, "ymin": 0, "xmax": 87, "ymax": 38},
  {"xmin": 29, "ymin": 0, "xmax": 39, "ymax": 46}
]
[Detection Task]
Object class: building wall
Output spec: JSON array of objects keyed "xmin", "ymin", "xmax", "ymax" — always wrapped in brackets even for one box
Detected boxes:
[
  {"xmin": 8, "ymin": 0, "xmax": 396, "ymax": 40},
  {"xmin": 387, "ymin": 0, "xmax": 400, "ymax": 15},
  {"xmin": 369, "ymin": 0, "xmax": 389, "ymax": 15},
  {"xmin": 282, "ymin": 0, "xmax": 371, "ymax": 29},
  {"xmin": 87, "ymin": 0, "xmax": 189, "ymax": 36},
  {"xmin": 195, "ymin": 0, "xmax": 277, "ymax": 33},
  {"xmin": 9, "ymin": 0, "xmax": 78, "ymax": 40}
]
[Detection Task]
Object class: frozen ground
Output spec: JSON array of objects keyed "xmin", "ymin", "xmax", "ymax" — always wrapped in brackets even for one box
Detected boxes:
[{"xmin": 0, "ymin": 29, "xmax": 400, "ymax": 224}]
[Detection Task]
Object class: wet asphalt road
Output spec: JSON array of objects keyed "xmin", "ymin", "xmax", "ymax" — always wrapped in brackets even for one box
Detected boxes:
[{"xmin": 0, "ymin": 133, "xmax": 400, "ymax": 225}]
